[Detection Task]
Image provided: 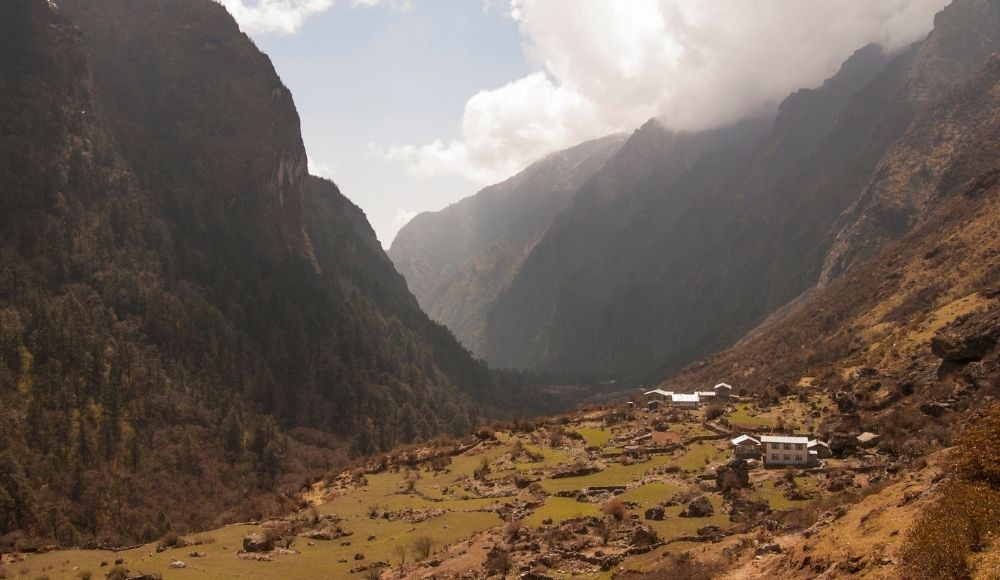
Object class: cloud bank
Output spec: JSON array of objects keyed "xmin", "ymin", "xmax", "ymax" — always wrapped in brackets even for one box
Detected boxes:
[
  {"xmin": 379, "ymin": 0, "xmax": 948, "ymax": 186},
  {"xmin": 217, "ymin": 0, "xmax": 410, "ymax": 35}
]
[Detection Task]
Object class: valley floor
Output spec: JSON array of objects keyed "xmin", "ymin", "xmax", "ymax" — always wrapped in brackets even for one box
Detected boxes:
[{"xmin": 7, "ymin": 392, "xmax": 988, "ymax": 579}]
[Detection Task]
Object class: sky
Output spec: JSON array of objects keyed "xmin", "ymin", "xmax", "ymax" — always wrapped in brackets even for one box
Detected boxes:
[{"xmin": 219, "ymin": 0, "xmax": 949, "ymax": 246}]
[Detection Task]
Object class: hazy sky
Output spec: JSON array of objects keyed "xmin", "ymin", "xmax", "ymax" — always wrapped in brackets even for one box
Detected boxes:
[{"xmin": 220, "ymin": 0, "xmax": 948, "ymax": 246}]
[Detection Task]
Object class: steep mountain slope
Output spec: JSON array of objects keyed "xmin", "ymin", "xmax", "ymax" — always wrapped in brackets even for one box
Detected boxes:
[
  {"xmin": 389, "ymin": 135, "xmax": 626, "ymax": 354},
  {"xmin": 0, "ymin": 0, "xmax": 544, "ymax": 545},
  {"xmin": 478, "ymin": 42, "xmax": 893, "ymax": 376},
  {"xmin": 662, "ymin": 53, "xmax": 1000, "ymax": 417},
  {"xmin": 469, "ymin": 0, "xmax": 1000, "ymax": 380}
]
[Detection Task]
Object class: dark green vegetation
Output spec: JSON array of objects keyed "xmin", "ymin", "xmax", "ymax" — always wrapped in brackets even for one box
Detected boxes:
[
  {"xmin": 391, "ymin": 0, "xmax": 1000, "ymax": 382},
  {"xmin": 0, "ymin": 0, "xmax": 557, "ymax": 546}
]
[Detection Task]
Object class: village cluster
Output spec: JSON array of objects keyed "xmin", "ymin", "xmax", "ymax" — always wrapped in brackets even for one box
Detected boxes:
[{"xmin": 637, "ymin": 382, "xmax": 833, "ymax": 468}]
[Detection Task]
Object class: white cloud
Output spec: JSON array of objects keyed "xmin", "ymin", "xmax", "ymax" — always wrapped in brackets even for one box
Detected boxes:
[
  {"xmin": 216, "ymin": 0, "xmax": 409, "ymax": 35},
  {"xmin": 308, "ymin": 155, "xmax": 337, "ymax": 180},
  {"xmin": 391, "ymin": 208, "xmax": 419, "ymax": 234},
  {"xmin": 381, "ymin": 0, "xmax": 948, "ymax": 186}
]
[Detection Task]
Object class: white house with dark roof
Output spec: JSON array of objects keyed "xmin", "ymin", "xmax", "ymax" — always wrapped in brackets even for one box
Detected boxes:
[
  {"xmin": 643, "ymin": 389, "xmax": 673, "ymax": 401},
  {"xmin": 713, "ymin": 383, "xmax": 733, "ymax": 400},
  {"xmin": 760, "ymin": 435, "xmax": 810, "ymax": 467},
  {"xmin": 808, "ymin": 439, "xmax": 832, "ymax": 459},
  {"xmin": 730, "ymin": 434, "xmax": 761, "ymax": 459}
]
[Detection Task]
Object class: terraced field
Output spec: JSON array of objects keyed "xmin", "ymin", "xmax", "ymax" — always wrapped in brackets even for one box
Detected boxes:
[{"xmin": 9, "ymin": 402, "xmax": 839, "ymax": 580}]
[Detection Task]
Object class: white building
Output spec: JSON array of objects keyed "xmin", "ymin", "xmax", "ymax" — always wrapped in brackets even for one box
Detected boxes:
[
  {"xmin": 669, "ymin": 393, "xmax": 700, "ymax": 408},
  {"xmin": 760, "ymin": 435, "xmax": 811, "ymax": 467},
  {"xmin": 713, "ymin": 383, "xmax": 733, "ymax": 400},
  {"xmin": 730, "ymin": 434, "xmax": 761, "ymax": 459}
]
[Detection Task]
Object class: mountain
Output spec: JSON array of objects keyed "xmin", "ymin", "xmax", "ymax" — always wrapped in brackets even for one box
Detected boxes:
[
  {"xmin": 662, "ymin": 53, "xmax": 1000, "ymax": 404},
  {"xmin": 390, "ymin": 134, "xmax": 626, "ymax": 355},
  {"xmin": 0, "ymin": 0, "xmax": 548, "ymax": 544},
  {"xmin": 389, "ymin": 0, "xmax": 1000, "ymax": 382}
]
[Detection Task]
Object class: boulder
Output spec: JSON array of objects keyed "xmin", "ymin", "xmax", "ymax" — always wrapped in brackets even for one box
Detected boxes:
[
  {"xmin": 697, "ymin": 525, "xmax": 723, "ymax": 537},
  {"xmin": 643, "ymin": 507, "xmax": 665, "ymax": 521},
  {"xmin": 629, "ymin": 526, "xmax": 660, "ymax": 548},
  {"xmin": 835, "ymin": 392, "xmax": 856, "ymax": 413},
  {"xmin": 679, "ymin": 496, "xmax": 714, "ymax": 518},
  {"xmin": 715, "ymin": 459, "xmax": 751, "ymax": 490},
  {"xmin": 242, "ymin": 533, "xmax": 274, "ymax": 553},
  {"xmin": 919, "ymin": 401, "xmax": 952, "ymax": 417},
  {"xmin": 168, "ymin": 561, "xmax": 186, "ymax": 569},
  {"xmin": 728, "ymin": 496, "xmax": 770, "ymax": 523},
  {"xmin": 829, "ymin": 433, "xmax": 857, "ymax": 455}
]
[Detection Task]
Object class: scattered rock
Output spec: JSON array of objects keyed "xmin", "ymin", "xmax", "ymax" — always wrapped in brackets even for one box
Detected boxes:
[
  {"xmin": 236, "ymin": 552, "xmax": 272, "ymax": 562},
  {"xmin": 679, "ymin": 496, "xmax": 714, "ymax": 518},
  {"xmin": 756, "ymin": 543, "xmax": 781, "ymax": 555},
  {"xmin": 188, "ymin": 551, "xmax": 206, "ymax": 558},
  {"xmin": 697, "ymin": 525, "xmax": 723, "ymax": 537},
  {"xmin": 168, "ymin": 560, "xmax": 186, "ymax": 569},
  {"xmin": 354, "ymin": 553, "xmax": 365, "ymax": 561},
  {"xmin": 643, "ymin": 507, "xmax": 665, "ymax": 521},
  {"xmin": 551, "ymin": 463, "xmax": 601, "ymax": 479}
]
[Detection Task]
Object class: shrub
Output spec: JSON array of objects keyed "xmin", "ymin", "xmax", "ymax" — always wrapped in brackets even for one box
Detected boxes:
[
  {"xmin": 505, "ymin": 519, "xmax": 522, "ymax": 541},
  {"xmin": 602, "ymin": 498, "xmax": 627, "ymax": 521},
  {"xmin": 394, "ymin": 544, "xmax": 407, "ymax": 565},
  {"xmin": 157, "ymin": 531, "xmax": 182, "ymax": 551},
  {"xmin": 704, "ymin": 401, "xmax": 725, "ymax": 421},
  {"xmin": 548, "ymin": 427, "xmax": 564, "ymax": 448},
  {"xmin": 367, "ymin": 504, "xmax": 380, "ymax": 518},
  {"xmin": 484, "ymin": 546, "xmax": 512, "ymax": 575},
  {"xmin": 105, "ymin": 566, "xmax": 128, "ymax": 580},
  {"xmin": 473, "ymin": 457, "xmax": 491, "ymax": 480},
  {"xmin": 412, "ymin": 536, "xmax": 433, "ymax": 560}
]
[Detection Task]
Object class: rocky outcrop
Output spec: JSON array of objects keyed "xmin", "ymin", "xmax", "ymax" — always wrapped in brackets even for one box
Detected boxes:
[
  {"xmin": 931, "ymin": 305, "xmax": 1000, "ymax": 362},
  {"xmin": 716, "ymin": 459, "xmax": 751, "ymax": 490}
]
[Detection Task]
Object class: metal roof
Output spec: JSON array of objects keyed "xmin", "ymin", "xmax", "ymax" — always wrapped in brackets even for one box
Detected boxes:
[
  {"xmin": 670, "ymin": 393, "xmax": 700, "ymax": 403},
  {"xmin": 759, "ymin": 435, "xmax": 809, "ymax": 444},
  {"xmin": 714, "ymin": 382, "xmax": 733, "ymax": 390},
  {"xmin": 643, "ymin": 389, "xmax": 673, "ymax": 397},
  {"xmin": 731, "ymin": 435, "xmax": 760, "ymax": 446}
]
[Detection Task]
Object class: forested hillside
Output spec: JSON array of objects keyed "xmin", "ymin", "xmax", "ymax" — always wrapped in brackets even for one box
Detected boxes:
[{"xmin": 0, "ymin": 0, "xmax": 551, "ymax": 546}]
